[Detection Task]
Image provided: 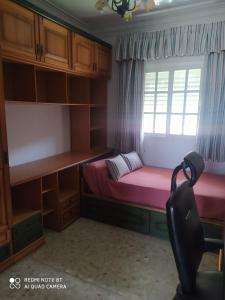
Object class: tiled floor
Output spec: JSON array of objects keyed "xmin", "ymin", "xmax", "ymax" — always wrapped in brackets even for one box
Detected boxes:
[{"xmin": 0, "ymin": 218, "xmax": 217, "ymax": 300}]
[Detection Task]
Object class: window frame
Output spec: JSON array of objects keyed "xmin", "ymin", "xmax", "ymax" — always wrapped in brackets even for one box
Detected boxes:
[{"xmin": 144, "ymin": 56, "xmax": 204, "ymax": 138}]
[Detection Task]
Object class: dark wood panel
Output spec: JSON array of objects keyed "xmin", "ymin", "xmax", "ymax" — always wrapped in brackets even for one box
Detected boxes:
[
  {"xmin": 82, "ymin": 195, "xmax": 151, "ymax": 234},
  {"xmin": 81, "ymin": 192, "xmax": 223, "ymax": 240}
]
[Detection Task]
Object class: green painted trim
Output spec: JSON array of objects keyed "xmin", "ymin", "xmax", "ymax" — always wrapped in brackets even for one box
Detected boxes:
[{"xmin": 12, "ymin": 0, "xmax": 112, "ymax": 48}]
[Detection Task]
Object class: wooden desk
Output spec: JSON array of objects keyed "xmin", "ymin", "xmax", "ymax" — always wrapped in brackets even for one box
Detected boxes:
[
  {"xmin": 10, "ymin": 151, "xmax": 109, "ymax": 186},
  {"xmin": 9, "ymin": 150, "xmax": 111, "ymax": 230}
]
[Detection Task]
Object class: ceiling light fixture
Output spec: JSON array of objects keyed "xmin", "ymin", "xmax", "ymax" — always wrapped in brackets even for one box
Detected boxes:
[{"xmin": 95, "ymin": 0, "xmax": 156, "ymax": 21}]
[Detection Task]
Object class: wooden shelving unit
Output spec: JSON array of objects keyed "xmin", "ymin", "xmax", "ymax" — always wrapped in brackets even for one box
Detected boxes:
[
  {"xmin": 0, "ymin": 0, "xmax": 111, "ymax": 271},
  {"xmin": 9, "ymin": 151, "xmax": 109, "ymax": 232},
  {"xmin": 36, "ymin": 68, "xmax": 67, "ymax": 104},
  {"xmin": 3, "ymin": 62, "xmax": 36, "ymax": 102},
  {"xmin": 11, "ymin": 179, "xmax": 42, "ymax": 224},
  {"xmin": 67, "ymin": 76, "xmax": 90, "ymax": 104},
  {"xmin": 0, "ymin": 58, "xmax": 109, "ymax": 267}
]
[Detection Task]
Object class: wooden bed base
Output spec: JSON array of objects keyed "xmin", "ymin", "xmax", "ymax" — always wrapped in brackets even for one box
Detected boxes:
[
  {"xmin": 81, "ymin": 190, "xmax": 224, "ymax": 240},
  {"xmin": 80, "ymin": 156, "xmax": 224, "ymax": 240}
]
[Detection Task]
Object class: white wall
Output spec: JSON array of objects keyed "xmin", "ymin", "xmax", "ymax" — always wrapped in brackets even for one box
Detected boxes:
[
  {"xmin": 6, "ymin": 103, "xmax": 71, "ymax": 166},
  {"xmin": 142, "ymin": 135, "xmax": 196, "ymax": 168}
]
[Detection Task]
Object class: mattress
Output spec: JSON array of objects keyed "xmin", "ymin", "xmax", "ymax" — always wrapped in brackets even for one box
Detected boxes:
[{"xmin": 83, "ymin": 159, "xmax": 225, "ymax": 221}]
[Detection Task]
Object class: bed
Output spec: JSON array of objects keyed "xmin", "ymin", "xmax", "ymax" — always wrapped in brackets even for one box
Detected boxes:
[{"xmin": 81, "ymin": 158, "xmax": 225, "ymax": 239}]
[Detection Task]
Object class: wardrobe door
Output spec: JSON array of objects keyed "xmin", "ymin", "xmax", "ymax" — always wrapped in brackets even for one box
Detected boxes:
[
  {"xmin": 0, "ymin": 0, "xmax": 38, "ymax": 62},
  {"xmin": 72, "ymin": 33, "xmax": 94, "ymax": 75},
  {"xmin": 94, "ymin": 43, "xmax": 111, "ymax": 77},
  {"xmin": 39, "ymin": 17, "xmax": 71, "ymax": 70}
]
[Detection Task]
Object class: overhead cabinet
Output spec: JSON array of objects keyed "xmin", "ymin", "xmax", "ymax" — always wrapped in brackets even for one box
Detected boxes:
[
  {"xmin": 0, "ymin": 0, "xmax": 37, "ymax": 61},
  {"xmin": 0, "ymin": 0, "xmax": 111, "ymax": 76},
  {"xmin": 38, "ymin": 17, "xmax": 71, "ymax": 69},
  {"xmin": 72, "ymin": 34, "xmax": 94, "ymax": 75},
  {"xmin": 0, "ymin": 0, "xmax": 71, "ymax": 70},
  {"xmin": 73, "ymin": 33, "xmax": 111, "ymax": 77}
]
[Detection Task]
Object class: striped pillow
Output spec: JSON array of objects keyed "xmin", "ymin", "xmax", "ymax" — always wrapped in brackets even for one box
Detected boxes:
[
  {"xmin": 106, "ymin": 155, "xmax": 130, "ymax": 181},
  {"xmin": 121, "ymin": 151, "xmax": 143, "ymax": 172}
]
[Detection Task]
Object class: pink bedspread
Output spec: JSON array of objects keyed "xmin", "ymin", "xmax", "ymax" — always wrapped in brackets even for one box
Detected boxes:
[{"xmin": 83, "ymin": 159, "xmax": 225, "ymax": 221}]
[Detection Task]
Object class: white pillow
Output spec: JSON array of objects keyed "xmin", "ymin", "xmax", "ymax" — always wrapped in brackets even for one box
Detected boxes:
[
  {"xmin": 106, "ymin": 155, "xmax": 130, "ymax": 181},
  {"xmin": 121, "ymin": 151, "xmax": 143, "ymax": 172}
]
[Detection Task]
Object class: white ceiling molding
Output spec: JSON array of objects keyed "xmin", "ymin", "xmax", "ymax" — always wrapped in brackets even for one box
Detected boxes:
[
  {"xmin": 26, "ymin": 0, "xmax": 91, "ymax": 32},
  {"xmin": 90, "ymin": 0, "xmax": 225, "ymax": 39}
]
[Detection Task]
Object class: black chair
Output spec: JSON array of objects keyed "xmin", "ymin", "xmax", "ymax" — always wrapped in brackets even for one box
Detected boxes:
[{"xmin": 166, "ymin": 151, "xmax": 224, "ymax": 300}]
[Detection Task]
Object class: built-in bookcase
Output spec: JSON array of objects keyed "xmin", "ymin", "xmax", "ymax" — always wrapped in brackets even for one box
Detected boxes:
[
  {"xmin": 36, "ymin": 68, "xmax": 67, "ymax": 104},
  {"xmin": 10, "ymin": 163, "xmax": 81, "ymax": 233},
  {"xmin": 0, "ymin": 56, "xmax": 109, "ymax": 268},
  {"xmin": 3, "ymin": 62, "xmax": 36, "ymax": 102},
  {"xmin": 3, "ymin": 60, "xmax": 108, "ymax": 153},
  {"xmin": 11, "ymin": 180, "xmax": 42, "ymax": 225}
]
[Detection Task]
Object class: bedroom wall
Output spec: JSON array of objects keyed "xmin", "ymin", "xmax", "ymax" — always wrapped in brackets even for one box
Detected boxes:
[
  {"xmin": 5, "ymin": 104, "xmax": 71, "ymax": 166},
  {"xmin": 94, "ymin": 1, "xmax": 225, "ymax": 174}
]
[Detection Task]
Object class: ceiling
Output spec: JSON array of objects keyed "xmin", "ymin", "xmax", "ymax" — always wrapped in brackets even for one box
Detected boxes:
[{"xmin": 45, "ymin": 0, "xmax": 222, "ymax": 21}]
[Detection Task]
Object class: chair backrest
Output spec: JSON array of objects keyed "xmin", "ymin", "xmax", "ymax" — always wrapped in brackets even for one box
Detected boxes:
[{"xmin": 166, "ymin": 152, "xmax": 205, "ymax": 294}]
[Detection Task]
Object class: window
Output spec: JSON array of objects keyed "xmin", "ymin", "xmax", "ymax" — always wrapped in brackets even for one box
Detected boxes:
[{"xmin": 144, "ymin": 61, "xmax": 202, "ymax": 136}]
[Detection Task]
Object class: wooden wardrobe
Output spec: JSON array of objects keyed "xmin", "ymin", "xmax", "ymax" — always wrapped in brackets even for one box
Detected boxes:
[{"xmin": 0, "ymin": 0, "xmax": 111, "ymax": 272}]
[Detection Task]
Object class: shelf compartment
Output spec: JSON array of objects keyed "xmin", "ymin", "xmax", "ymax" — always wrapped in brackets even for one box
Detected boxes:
[
  {"xmin": 42, "ymin": 174, "xmax": 57, "ymax": 193},
  {"xmin": 3, "ymin": 62, "xmax": 36, "ymax": 102},
  {"xmin": 67, "ymin": 75, "xmax": 90, "ymax": 104},
  {"xmin": 70, "ymin": 106, "xmax": 90, "ymax": 152},
  {"xmin": 91, "ymin": 78, "xmax": 107, "ymax": 105},
  {"xmin": 36, "ymin": 68, "xmax": 67, "ymax": 103},
  {"xmin": 12, "ymin": 179, "xmax": 42, "ymax": 225},
  {"xmin": 58, "ymin": 166, "xmax": 79, "ymax": 200},
  {"xmin": 90, "ymin": 128, "xmax": 107, "ymax": 152},
  {"xmin": 90, "ymin": 106, "xmax": 107, "ymax": 130},
  {"xmin": 42, "ymin": 190, "xmax": 57, "ymax": 216}
]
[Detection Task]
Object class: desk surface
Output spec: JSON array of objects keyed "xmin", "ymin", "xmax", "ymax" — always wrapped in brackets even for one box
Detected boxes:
[{"xmin": 10, "ymin": 151, "xmax": 109, "ymax": 186}]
